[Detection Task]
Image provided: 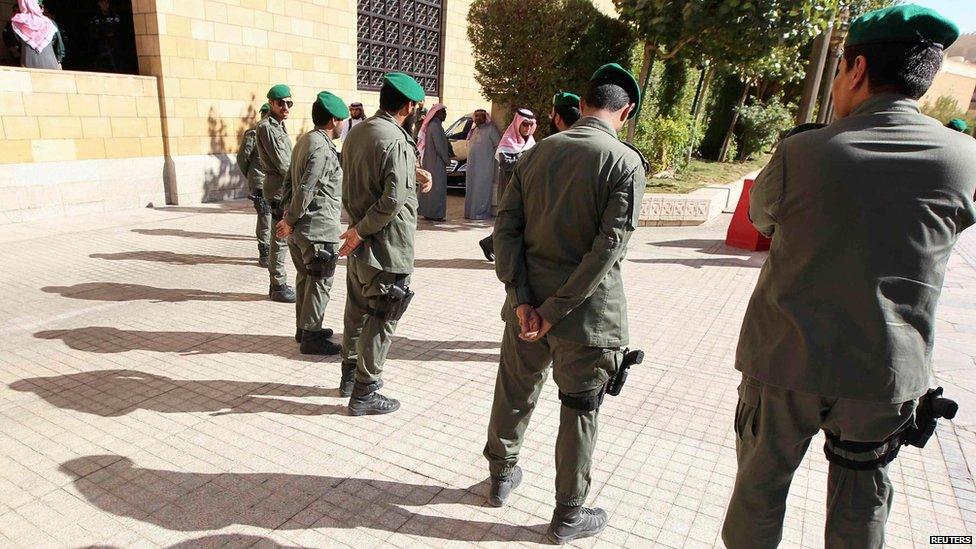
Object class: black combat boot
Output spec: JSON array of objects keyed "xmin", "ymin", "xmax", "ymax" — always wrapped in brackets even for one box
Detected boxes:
[
  {"xmin": 299, "ymin": 331, "xmax": 341, "ymax": 355},
  {"xmin": 488, "ymin": 466, "xmax": 522, "ymax": 507},
  {"xmin": 339, "ymin": 363, "xmax": 356, "ymax": 397},
  {"xmin": 296, "ymin": 328, "xmax": 333, "ymax": 343},
  {"xmin": 258, "ymin": 243, "xmax": 269, "ymax": 268},
  {"xmin": 478, "ymin": 236, "xmax": 495, "ymax": 262},
  {"xmin": 546, "ymin": 503, "xmax": 608, "ymax": 544},
  {"xmin": 269, "ymin": 283, "xmax": 296, "ymax": 303},
  {"xmin": 348, "ymin": 381, "xmax": 400, "ymax": 416}
]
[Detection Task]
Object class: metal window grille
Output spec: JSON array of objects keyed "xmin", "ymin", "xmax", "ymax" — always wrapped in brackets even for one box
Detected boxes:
[{"xmin": 357, "ymin": 0, "xmax": 443, "ymax": 95}]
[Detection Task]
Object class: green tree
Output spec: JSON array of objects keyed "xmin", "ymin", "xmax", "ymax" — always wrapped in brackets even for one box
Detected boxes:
[
  {"xmin": 467, "ymin": 0, "xmax": 633, "ymax": 135},
  {"xmin": 921, "ymin": 95, "xmax": 976, "ymax": 127}
]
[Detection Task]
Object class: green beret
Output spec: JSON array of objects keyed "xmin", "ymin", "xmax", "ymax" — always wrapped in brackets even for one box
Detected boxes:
[
  {"xmin": 553, "ymin": 92, "xmax": 580, "ymax": 110},
  {"xmin": 947, "ymin": 118, "xmax": 969, "ymax": 133},
  {"xmin": 846, "ymin": 5, "xmax": 960, "ymax": 48},
  {"xmin": 382, "ymin": 72, "xmax": 425, "ymax": 102},
  {"xmin": 267, "ymin": 84, "xmax": 292, "ymax": 101},
  {"xmin": 590, "ymin": 63, "xmax": 641, "ymax": 119},
  {"xmin": 315, "ymin": 91, "xmax": 349, "ymax": 120},
  {"xmin": 259, "ymin": 103, "xmax": 270, "ymax": 114}
]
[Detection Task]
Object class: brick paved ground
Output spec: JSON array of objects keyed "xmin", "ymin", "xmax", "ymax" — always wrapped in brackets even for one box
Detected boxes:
[{"xmin": 0, "ymin": 194, "xmax": 973, "ymax": 548}]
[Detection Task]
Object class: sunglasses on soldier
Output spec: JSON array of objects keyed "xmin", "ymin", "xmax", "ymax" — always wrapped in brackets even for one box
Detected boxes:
[{"xmin": 275, "ymin": 99, "xmax": 294, "ymax": 109}]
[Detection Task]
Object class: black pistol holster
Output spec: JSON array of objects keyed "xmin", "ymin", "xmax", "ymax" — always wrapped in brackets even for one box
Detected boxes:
[
  {"xmin": 268, "ymin": 198, "xmax": 283, "ymax": 222},
  {"xmin": 369, "ymin": 275, "xmax": 414, "ymax": 321},
  {"xmin": 558, "ymin": 348, "xmax": 644, "ymax": 412},
  {"xmin": 823, "ymin": 387, "xmax": 959, "ymax": 470},
  {"xmin": 249, "ymin": 189, "xmax": 271, "ymax": 216},
  {"xmin": 307, "ymin": 244, "xmax": 339, "ymax": 278}
]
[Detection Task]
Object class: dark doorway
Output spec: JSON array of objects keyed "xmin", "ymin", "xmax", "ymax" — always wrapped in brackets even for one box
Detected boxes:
[{"xmin": 43, "ymin": 0, "xmax": 138, "ymax": 74}]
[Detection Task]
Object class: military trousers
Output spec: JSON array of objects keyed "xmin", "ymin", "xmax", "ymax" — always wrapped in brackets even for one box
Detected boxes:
[
  {"xmin": 267, "ymin": 199, "xmax": 289, "ymax": 288},
  {"xmin": 252, "ymin": 191, "xmax": 271, "ymax": 252},
  {"xmin": 340, "ymin": 258, "xmax": 409, "ymax": 384},
  {"xmin": 722, "ymin": 375, "xmax": 916, "ymax": 549},
  {"xmin": 287, "ymin": 234, "xmax": 335, "ymax": 331},
  {"xmin": 484, "ymin": 321, "xmax": 621, "ymax": 506}
]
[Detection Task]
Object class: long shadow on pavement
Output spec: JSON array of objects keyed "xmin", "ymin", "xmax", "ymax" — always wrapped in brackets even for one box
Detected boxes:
[
  {"xmin": 414, "ymin": 258, "xmax": 494, "ymax": 270},
  {"xmin": 60, "ymin": 455, "xmax": 544, "ymax": 542},
  {"xmin": 629, "ymin": 257, "xmax": 765, "ymax": 269},
  {"xmin": 9, "ymin": 369, "xmax": 347, "ymax": 417},
  {"xmin": 131, "ymin": 228, "xmax": 254, "ymax": 241},
  {"xmin": 33, "ymin": 327, "xmax": 499, "ymax": 362},
  {"xmin": 90, "ymin": 251, "xmax": 258, "ymax": 267},
  {"xmin": 42, "ymin": 283, "xmax": 266, "ymax": 303}
]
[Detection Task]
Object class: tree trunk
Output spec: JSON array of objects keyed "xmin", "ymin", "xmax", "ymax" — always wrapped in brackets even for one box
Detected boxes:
[
  {"xmin": 686, "ymin": 63, "xmax": 714, "ymax": 163},
  {"xmin": 626, "ymin": 41, "xmax": 654, "ymax": 143},
  {"xmin": 797, "ymin": 13, "xmax": 835, "ymax": 124},
  {"xmin": 718, "ymin": 81, "xmax": 749, "ymax": 163}
]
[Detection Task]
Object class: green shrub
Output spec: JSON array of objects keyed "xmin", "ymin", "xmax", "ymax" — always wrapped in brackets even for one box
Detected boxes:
[
  {"xmin": 736, "ymin": 98, "xmax": 794, "ymax": 160},
  {"xmin": 634, "ymin": 114, "xmax": 697, "ymax": 174}
]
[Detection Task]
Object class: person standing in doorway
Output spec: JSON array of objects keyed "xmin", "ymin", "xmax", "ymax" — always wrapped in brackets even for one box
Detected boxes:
[
  {"xmin": 9, "ymin": 0, "xmax": 61, "ymax": 70},
  {"xmin": 417, "ymin": 103, "xmax": 452, "ymax": 222},
  {"xmin": 88, "ymin": 0, "xmax": 121, "ymax": 73}
]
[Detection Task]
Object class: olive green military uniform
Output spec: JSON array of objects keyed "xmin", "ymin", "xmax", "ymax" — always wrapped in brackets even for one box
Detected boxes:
[
  {"xmin": 485, "ymin": 116, "xmax": 647, "ymax": 506},
  {"xmin": 256, "ymin": 115, "xmax": 292, "ymax": 288},
  {"xmin": 340, "ymin": 110, "xmax": 419, "ymax": 386},
  {"xmin": 723, "ymin": 94, "xmax": 976, "ymax": 548},
  {"xmin": 238, "ymin": 127, "xmax": 271, "ymax": 255},
  {"xmin": 284, "ymin": 128, "xmax": 342, "ymax": 333}
]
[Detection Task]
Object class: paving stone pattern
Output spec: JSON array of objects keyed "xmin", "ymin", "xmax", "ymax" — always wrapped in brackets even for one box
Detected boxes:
[{"xmin": 0, "ymin": 196, "xmax": 973, "ymax": 548}]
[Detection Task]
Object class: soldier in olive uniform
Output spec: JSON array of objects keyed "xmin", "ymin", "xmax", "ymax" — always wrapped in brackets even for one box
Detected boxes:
[
  {"xmin": 238, "ymin": 103, "xmax": 271, "ymax": 267},
  {"xmin": 256, "ymin": 84, "xmax": 297, "ymax": 303},
  {"xmin": 484, "ymin": 64, "xmax": 646, "ymax": 544},
  {"xmin": 722, "ymin": 7, "xmax": 976, "ymax": 549},
  {"xmin": 275, "ymin": 92, "xmax": 348, "ymax": 355},
  {"xmin": 338, "ymin": 73, "xmax": 432, "ymax": 415}
]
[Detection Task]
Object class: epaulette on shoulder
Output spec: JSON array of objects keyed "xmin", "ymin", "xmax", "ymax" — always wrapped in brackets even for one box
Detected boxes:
[{"xmin": 620, "ymin": 140, "xmax": 649, "ymax": 171}]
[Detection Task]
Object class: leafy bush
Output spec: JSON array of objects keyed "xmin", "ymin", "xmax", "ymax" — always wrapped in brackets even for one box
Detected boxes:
[
  {"xmin": 736, "ymin": 98, "xmax": 794, "ymax": 160},
  {"xmin": 921, "ymin": 95, "xmax": 976, "ymax": 130},
  {"xmin": 634, "ymin": 114, "xmax": 698, "ymax": 174},
  {"xmin": 468, "ymin": 0, "xmax": 633, "ymax": 135}
]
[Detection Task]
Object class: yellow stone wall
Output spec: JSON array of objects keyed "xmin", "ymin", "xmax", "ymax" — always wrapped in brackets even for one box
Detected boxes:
[
  {"xmin": 128, "ymin": 0, "xmax": 489, "ymax": 203},
  {"xmin": 0, "ymin": 67, "xmax": 164, "ymax": 165},
  {"xmin": 920, "ymin": 60, "xmax": 976, "ymax": 116}
]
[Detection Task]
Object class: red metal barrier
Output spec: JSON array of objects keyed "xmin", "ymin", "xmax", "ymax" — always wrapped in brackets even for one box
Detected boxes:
[{"xmin": 725, "ymin": 179, "xmax": 771, "ymax": 251}]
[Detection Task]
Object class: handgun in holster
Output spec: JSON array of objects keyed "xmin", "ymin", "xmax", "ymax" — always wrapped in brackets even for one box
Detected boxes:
[
  {"xmin": 902, "ymin": 387, "xmax": 958, "ymax": 449},
  {"xmin": 307, "ymin": 246, "xmax": 339, "ymax": 278},
  {"xmin": 605, "ymin": 348, "xmax": 644, "ymax": 397},
  {"xmin": 371, "ymin": 277, "xmax": 414, "ymax": 321},
  {"xmin": 248, "ymin": 190, "xmax": 271, "ymax": 216},
  {"xmin": 268, "ymin": 198, "xmax": 283, "ymax": 221}
]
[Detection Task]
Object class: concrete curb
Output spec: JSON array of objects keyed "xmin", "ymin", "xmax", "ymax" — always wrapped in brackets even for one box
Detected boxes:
[{"xmin": 638, "ymin": 169, "xmax": 762, "ymax": 227}]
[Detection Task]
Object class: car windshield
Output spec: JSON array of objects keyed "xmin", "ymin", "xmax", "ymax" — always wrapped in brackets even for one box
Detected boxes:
[{"xmin": 446, "ymin": 115, "xmax": 473, "ymax": 139}]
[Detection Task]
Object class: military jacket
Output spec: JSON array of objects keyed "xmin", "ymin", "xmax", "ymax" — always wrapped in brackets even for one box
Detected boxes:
[
  {"xmin": 256, "ymin": 116, "xmax": 292, "ymax": 201},
  {"xmin": 495, "ymin": 116, "xmax": 647, "ymax": 347},
  {"xmin": 340, "ymin": 110, "xmax": 419, "ymax": 274},
  {"xmin": 238, "ymin": 128, "xmax": 266, "ymax": 192},
  {"xmin": 739, "ymin": 94, "xmax": 976, "ymax": 403},
  {"xmin": 285, "ymin": 129, "xmax": 343, "ymax": 243}
]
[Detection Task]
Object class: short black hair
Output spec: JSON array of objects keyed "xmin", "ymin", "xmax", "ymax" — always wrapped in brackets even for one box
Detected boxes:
[
  {"xmin": 312, "ymin": 101, "xmax": 332, "ymax": 126},
  {"xmin": 379, "ymin": 83, "xmax": 412, "ymax": 112},
  {"xmin": 554, "ymin": 104, "xmax": 581, "ymax": 126},
  {"xmin": 583, "ymin": 81, "xmax": 631, "ymax": 113},
  {"xmin": 842, "ymin": 42, "xmax": 943, "ymax": 99}
]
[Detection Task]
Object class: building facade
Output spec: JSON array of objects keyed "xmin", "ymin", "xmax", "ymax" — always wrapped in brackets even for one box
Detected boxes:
[{"xmin": 0, "ymin": 0, "xmax": 488, "ymax": 223}]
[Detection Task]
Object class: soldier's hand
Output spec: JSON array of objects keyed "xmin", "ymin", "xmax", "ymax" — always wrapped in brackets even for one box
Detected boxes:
[
  {"xmin": 515, "ymin": 304, "xmax": 542, "ymax": 340},
  {"xmin": 339, "ymin": 227, "xmax": 363, "ymax": 257},
  {"xmin": 275, "ymin": 220, "xmax": 292, "ymax": 238},
  {"xmin": 416, "ymin": 168, "xmax": 433, "ymax": 193},
  {"xmin": 520, "ymin": 317, "xmax": 553, "ymax": 343}
]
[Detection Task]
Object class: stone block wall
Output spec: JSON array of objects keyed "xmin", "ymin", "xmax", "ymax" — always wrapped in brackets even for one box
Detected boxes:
[{"xmin": 0, "ymin": 67, "xmax": 166, "ymax": 223}]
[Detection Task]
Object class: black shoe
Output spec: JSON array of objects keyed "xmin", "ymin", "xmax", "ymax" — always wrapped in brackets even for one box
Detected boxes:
[
  {"xmin": 479, "ymin": 236, "xmax": 495, "ymax": 262},
  {"xmin": 348, "ymin": 381, "xmax": 400, "ymax": 416},
  {"xmin": 488, "ymin": 466, "xmax": 523, "ymax": 507},
  {"xmin": 299, "ymin": 330, "xmax": 342, "ymax": 355},
  {"xmin": 546, "ymin": 504, "xmax": 608, "ymax": 545},
  {"xmin": 296, "ymin": 328, "xmax": 333, "ymax": 343},
  {"xmin": 258, "ymin": 244, "xmax": 269, "ymax": 268},
  {"xmin": 269, "ymin": 284, "xmax": 296, "ymax": 303},
  {"xmin": 339, "ymin": 363, "xmax": 356, "ymax": 398}
]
